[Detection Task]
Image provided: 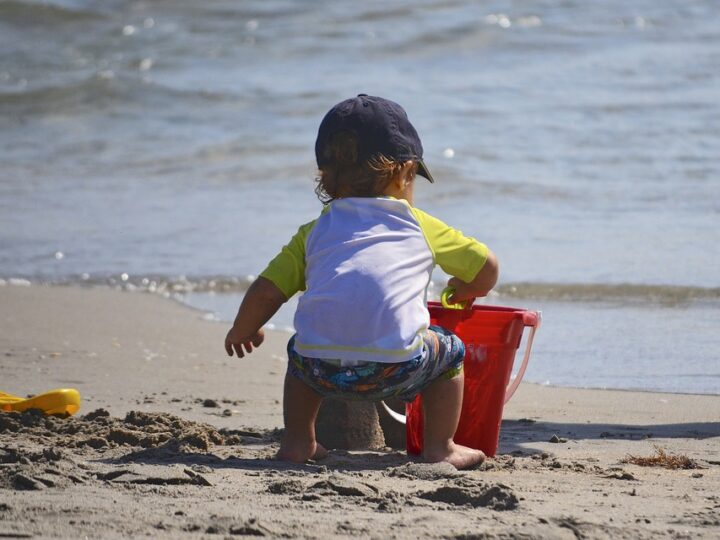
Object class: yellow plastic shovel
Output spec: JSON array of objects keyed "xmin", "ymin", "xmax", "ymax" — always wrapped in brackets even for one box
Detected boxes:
[{"xmin": 0, "ymin": 388, "xmax": 81, "ymax": 416}]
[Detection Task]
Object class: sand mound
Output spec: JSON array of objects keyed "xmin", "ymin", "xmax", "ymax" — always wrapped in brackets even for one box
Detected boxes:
[
  {"xmin": 385, "ymin": 461, "xmax": 459, "ymax": 480},
  {"xmin": 264, "ymin": 470, "xmax": 519, "ymax": 514},
  {"xmin": 417, "ymin": 476, "xmax": 519, "ymax": 511},
  {"xmin": 0, "ymin": 409, "xmax": 254, "ymax": 492},
  {"xmin": 0, "ymin": 408, "xmax": 244, "ymax": 452}
]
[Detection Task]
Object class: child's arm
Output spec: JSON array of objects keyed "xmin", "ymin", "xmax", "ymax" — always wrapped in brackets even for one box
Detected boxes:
[
  {"xmin": 224, "ymin": 277, "xmax": 287, "ymax": 358},
  {"xmin": 410, "ymin": 208, "xmax": 500, "ymax": 305},
  {"xmin": 447, "ymin": 249, "xmax": 499, "ymax": 304}
]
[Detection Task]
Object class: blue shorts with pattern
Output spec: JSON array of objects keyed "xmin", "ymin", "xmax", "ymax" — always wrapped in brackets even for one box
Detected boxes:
[{"xmin": 286, "ymin": 326, "xmax": 465, "ymax": 403}]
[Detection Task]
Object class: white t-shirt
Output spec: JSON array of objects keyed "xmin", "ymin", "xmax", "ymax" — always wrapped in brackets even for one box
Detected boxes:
[{"xmin": 261, "ymin": 197, "xmax": 488, "ymax": 363}]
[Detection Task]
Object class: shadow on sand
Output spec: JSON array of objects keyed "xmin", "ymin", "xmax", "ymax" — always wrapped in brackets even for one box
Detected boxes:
[{"xmin": 498, "ymin": 418, "xmax": 720, "ymax": 454}]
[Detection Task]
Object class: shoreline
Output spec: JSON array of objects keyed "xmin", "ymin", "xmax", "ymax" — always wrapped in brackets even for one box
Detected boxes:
[
  {"xmin": 4, "ymin": 281, "xmax": 719, "ymax": 397},
  {"xmin": 1, "ymin": 284, "xmax": 719, "ymax": 538}
]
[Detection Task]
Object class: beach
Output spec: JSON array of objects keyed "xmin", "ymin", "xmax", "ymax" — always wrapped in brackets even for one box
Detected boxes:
[
  {"xmin": 2, "ymin": 1, "xmax": 719, "ymax": 537},
  {"xmin": 1, "ymin": 284, "xmax": 718, "ymax": 539}
]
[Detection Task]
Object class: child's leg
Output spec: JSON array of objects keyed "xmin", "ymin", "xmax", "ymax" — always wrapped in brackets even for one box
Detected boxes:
[
  {"xmin": 421, "ymin": 371, "xmax": 485, "ymax": 469},
  {"xmin": 276, "ymin": 372, "xmax": 328, "ymax": 463}
]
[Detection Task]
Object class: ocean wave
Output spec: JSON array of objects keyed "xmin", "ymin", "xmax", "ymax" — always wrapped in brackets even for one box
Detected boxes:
[
  {"xmin": 0, "ymin": 0, "xmax": 106, "ymax": 25},
  {"xmin": 2, "ymin": 275, "xmax": 718, "ymax": 306},
  {"xmin": 495, "ymin": 282, "xmax": 720, "ymax": 305},
  {"xmin": 0, "ymin": 74, "xmax": 237, "ymax": 115},
  {"xmin": 0, "ymin": 75, "xmax": 115, "ymax": 113},
  {"xmin": 0, "ymin": 274, "xmax": 255, "ymax": 302},
  {"xmin": 49, "ymin": 274, "xmax": 254, "ymax": 294}
]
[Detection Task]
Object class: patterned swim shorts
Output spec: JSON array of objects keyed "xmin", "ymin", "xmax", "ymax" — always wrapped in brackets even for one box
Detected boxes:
[{"xmin": 286, "ymin": 326, "xmax": 465, "ymax": 403}]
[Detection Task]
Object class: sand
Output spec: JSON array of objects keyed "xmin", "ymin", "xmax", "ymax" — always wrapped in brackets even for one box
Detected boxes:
[{"xmin": 1, "ymin": 285, "xmax": 719, "ymax": 539}]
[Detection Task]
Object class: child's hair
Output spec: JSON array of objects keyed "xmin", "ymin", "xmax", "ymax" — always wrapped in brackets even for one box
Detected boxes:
[{"xmin": 315, "ymin": 131, "xmax": 418, "ymax": 204}]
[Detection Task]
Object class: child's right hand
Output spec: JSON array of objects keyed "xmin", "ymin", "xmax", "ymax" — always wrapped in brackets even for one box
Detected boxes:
[
  {"xmin": 225, "ymin": 327, "xmax": 265, "ymax": 358},
  {"xmin": 446, "ymin": 250, "xmax": 499, "ymax": 304},
  {"xmin": 446, "ymin": 277, "xmax": 479, "ymax": 305}
]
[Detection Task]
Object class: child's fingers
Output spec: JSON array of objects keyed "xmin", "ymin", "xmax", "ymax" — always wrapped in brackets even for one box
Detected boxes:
[
  {"xmin": 446, "ymin": 278, "xmax": 463, "ymax": 298},
  {"xmin": 226, "ymin": 332, "xmax": 262, "ymax": 358},
  {"xmin": 447, "ymin": 277, "xmax": 473, "ymax": 302}
]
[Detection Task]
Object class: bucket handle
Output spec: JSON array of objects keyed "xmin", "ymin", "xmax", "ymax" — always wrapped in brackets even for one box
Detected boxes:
[
  {"xmin": 504, "ymin": 310, "xmax": 541, "ymax": 404},
  {"xmin": 380, "ymin": 309, "xmax": 542, "ymax": 424}
]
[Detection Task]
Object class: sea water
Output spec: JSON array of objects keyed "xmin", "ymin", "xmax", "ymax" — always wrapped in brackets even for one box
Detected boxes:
[{"xmin": 1, "ymin": 0, "xmax": 718, "ymax": 394}]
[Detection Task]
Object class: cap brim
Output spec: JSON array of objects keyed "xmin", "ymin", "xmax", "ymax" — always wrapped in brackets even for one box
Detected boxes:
[{"xmin": 416, "ymin": 159, "xmax": 435, "ymax": 183}]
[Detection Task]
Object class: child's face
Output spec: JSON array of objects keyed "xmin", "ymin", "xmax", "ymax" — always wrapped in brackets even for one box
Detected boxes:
[{"xmin": 382, "ymin": 160, "xmax": 416, "ymax": 205}]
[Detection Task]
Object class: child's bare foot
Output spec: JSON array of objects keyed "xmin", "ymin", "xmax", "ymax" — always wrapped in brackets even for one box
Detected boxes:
[
  {"xmin": 276, "ymin": 439, "xmax": 328, "ymax": 463},
  {"xmin": 423, "ymin": 442, "xmax": 486, "ymax": 470}
]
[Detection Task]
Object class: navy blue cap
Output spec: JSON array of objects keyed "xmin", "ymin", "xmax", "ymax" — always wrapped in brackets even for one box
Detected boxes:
[{"xmin": 315, "ymin": 94, "xmax": 434, "ymax": 183}]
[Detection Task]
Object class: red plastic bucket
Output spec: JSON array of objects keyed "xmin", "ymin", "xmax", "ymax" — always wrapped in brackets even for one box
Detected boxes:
[{"xmin": 405, "ymin": 302, "xmax": 540, "ymax": 457}]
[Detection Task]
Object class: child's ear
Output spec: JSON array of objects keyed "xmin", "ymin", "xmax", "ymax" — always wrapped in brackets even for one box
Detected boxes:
[
  {"xmin": 401, "ymin": 160, "xmax": 415, "ymax": 184},
  {"xmin": 391, "ymin": 166, "xmax": 407, "ymax": 189}
]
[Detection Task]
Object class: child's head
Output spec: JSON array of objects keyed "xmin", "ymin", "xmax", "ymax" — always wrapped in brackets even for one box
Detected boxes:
[{"xmin": 314, "ymin": 95, "xmax": 434, "ymax": 203}]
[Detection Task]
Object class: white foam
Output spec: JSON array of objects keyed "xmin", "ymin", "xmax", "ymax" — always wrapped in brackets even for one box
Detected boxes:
[{"xmin": 517, "ymin": 16, "xmax": 542, "ymax": 28}]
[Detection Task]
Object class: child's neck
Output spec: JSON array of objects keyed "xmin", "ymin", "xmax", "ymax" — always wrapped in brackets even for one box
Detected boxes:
[{"xmin": 381, "ymin": 182, "xmax": 414, "ymax": 206}]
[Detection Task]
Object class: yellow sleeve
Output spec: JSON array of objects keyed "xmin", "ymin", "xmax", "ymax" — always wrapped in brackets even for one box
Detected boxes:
[
  {"xmin": 411, "ymin": 208, "xmax": 489, "ymax": 283},
  {"xmin": 259, "ymin": 219, "xmax": 317, "ymax": 299}
]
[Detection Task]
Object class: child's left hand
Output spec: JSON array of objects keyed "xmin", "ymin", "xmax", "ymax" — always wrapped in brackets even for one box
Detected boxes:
[{"xmin": 225, "ymin": 328, "xmax": 265, "ymax": 358}]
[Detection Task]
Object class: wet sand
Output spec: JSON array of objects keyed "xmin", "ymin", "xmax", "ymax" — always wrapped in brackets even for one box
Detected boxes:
[{"xmin": 1, "ymin": 285, "xmax": 719, "ymax": 538}]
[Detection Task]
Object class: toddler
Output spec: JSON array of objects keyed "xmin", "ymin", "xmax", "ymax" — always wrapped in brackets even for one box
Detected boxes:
[{"xmin": 225, "ymin": 94, "xmax": 498, "ymax": 469}]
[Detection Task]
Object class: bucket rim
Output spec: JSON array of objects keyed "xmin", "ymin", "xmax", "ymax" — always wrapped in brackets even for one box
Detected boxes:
[
  {"xmin": 427, "ymin": 302, "xmax": 540, "ymax": 326},
  {"xmin": 428, "ymin": 301, "xmax": 530, "ymax": 314}
]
